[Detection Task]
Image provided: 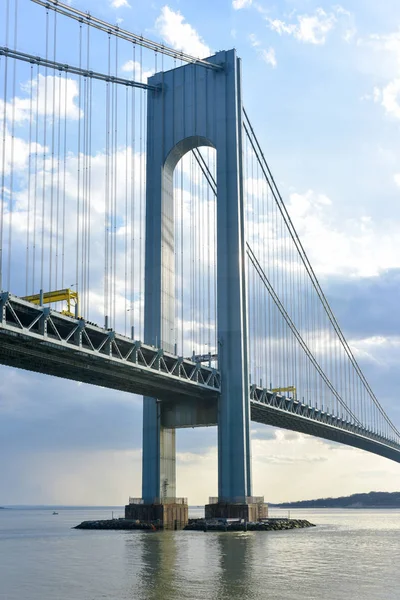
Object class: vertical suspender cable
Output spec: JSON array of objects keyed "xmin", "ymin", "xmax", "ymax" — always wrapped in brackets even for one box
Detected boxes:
[
  {"xmin": 49, "ymin": 8, "xmax": 57, "ymax": 292},
  {"xmin": 26, "ymin": 64, "xmax": 34, "ymax": 295},
  {"xmin": 104, "ymin": 34, "xmax": 111, "ymax": 325},
  {"xmin": 76, "ymin": 24, "xmax": 83, "ymax": 314},
  {"xmin": 40, "ymin": 9, "xmax": 49, "ymax": 291},
  {"xmin": 180, "ymin": 159, "xmax": 184, "ymax": 354},
  {"xmin": 207, "ymin": 150, "xmax": 211, "ymax": 354},
  {"xmin": 124, "ymin": 85, "xmax": 128, "ymax": 335},
  {"xmin": 85, "ymin": 21, "xmax": 92, "ymax": 318},
  {"xmin": 80, "ymin": 25, "xmax": 86, "ymax": 316},
  {"xmin": 108, "ymin": 40, "xmax": 113, "ymax": 325},
  {"xmin": 55, "ymin": 64, "xmax": 61, "ymax": 290},
  {"xmin": 113, "ymin": 36, "xmax": 118, "ymax": 329},
  {"xmin": 7, "ymin": 0, "xmax": 18, "ymax": 292},
  {"xmin": 80, "ymin": 26, "xmax": 85, "ymax": 313},
  {"xmin": 0, "ymin": 33, "xmax": 8, "ymax": 291},
  {"xmin": 265, "ymin": 178, "xmax": 274, "ymax": 388},
  {"xmin": 61, "ymin": 69, "xmax": 67, "ymax": 289},
  {"xmin": 139, "ymin": 44, "xmax": 143, "ymax": 339},
  {"xmin": 32, "ymin": 64, "xmax": 39, "ymax": 293},
  {"xmin": 87, "ymin": 71, "xmax": 92, "ymax": 319},
  {"xmin": 130, "ymin": 44, "xmax": 136, "ymax": 338},
  {"xmin": 189, "ymin": 152, "xmax": 193, "ymax": 353}
]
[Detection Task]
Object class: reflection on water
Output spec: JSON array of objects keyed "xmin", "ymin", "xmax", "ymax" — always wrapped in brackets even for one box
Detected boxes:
[
  {"xmin": 216, "ymin": 534, "xmax": 254, "ymax": 600},
  {"xmin": 2, "ymin": 508, "xmax": 400, "ymax": 600},
  {"xmin": 131, "ymin": 532, "xmax": 178, "ymax": 600},
  {"xmin": 128, "ymin": 529, "xmax": 308, "ymax": 600}
]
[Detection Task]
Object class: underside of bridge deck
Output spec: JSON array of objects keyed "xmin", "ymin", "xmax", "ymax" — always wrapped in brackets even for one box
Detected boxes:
[
  {"xmin": 250, "ymin": 402, "xmax": 400, "ymax": 464},
  {"xmin": 0, "ymin": 330, "xmax": 219, "ymax": 403}
]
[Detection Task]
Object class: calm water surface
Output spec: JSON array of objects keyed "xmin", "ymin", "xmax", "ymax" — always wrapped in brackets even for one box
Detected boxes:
[{"xmin": 1, "ymin": 506, "xmax": 400, "ymax": 599}]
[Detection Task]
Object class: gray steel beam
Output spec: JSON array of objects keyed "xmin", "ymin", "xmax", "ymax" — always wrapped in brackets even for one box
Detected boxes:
[
  {"xmin": 0, "ymin": 47, "xmax": 156, "ymax": 91},
  {"xmin": 250, "ymin": 400, "xmax": 400, "ymax": 464},
  {"xmin": 31, "ymin": 0, "xmax": 223, "ymax": 71},
  {"xmin": 0, "ymin": 293, "xmax": 220, "ymax": 402}
]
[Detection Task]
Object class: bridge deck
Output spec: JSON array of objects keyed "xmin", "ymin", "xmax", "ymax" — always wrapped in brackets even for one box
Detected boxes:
[
  {"xmin": 250, "ymin": 389, "xmax": 400, "ymax": 464},
  {"xmin": 0, "ymin": 293, "xmax": 220, "ymax": 402},
  {"xmin": 1, "ymin": 292, "xmax": 400, "ymax": 464}
]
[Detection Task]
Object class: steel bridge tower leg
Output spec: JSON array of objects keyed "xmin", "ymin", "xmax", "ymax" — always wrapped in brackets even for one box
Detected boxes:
[{"xmin": 141, "ymin": 49, "xmax": 254, "ymax": 509}]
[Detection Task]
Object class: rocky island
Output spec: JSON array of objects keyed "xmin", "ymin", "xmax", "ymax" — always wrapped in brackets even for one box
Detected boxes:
[
  {"xmin": 74, "ymin": 516, "xmax": 315, "ymax": 532},
  {"xmin": 185, "ymin": 518, "xmax": 315, "ymax": 532}
]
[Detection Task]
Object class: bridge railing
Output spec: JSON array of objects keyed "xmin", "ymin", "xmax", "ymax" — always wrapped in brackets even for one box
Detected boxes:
[
  {"xmin": 129, "ymin": 497, "xmax": 188, "ymax": 505},
  {"xmin": 0, "ymin": 292, "xmax": 221, "ymax": 396},
  {"xmin": 208, "ymin": 496, "xmax": 265, "ymax": 505},
  {"xmin": 250, "ymin": 386, "xmax": 400, "ymax": 451}
]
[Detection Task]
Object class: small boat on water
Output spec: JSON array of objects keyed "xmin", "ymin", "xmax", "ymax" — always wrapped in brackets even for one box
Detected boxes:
[{"xmin": 52, "ymin": 511, "xmax": 58, "ymax": 515}]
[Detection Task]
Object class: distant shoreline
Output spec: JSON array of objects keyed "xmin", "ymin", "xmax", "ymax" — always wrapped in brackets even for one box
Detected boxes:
[
  {"xmin": 3, "ymin": 494, "xmax": 400, "ymax": 510},
  {"xmin": 271, "ymin": 491, "xmax": 400, "ymax": 509},
  {"xmin": 272, "ymin": 505, "xmax": 400, "ymax": 509}
]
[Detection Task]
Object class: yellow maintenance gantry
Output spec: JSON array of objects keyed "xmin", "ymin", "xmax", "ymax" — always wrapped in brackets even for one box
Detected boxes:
[
  {"xmin": 271, "ymin": 386, "xmax": 297, "ymax": 399},
  {"xmin": 22, "ymin": 288, "xmax": 80, "ymax": 318}
]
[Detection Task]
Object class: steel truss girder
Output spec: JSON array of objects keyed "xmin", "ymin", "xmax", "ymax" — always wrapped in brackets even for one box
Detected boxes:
[
  {"xmin": 2, "ymin": 293, "xmax": 400, "ymax": 463},
  {"xmin": 250, "ymin": 385, "xmax": 400, "ymax": 463},
  {"xmin": 0, "ymin": 293, "xmax": 220, "ymax": 401}
]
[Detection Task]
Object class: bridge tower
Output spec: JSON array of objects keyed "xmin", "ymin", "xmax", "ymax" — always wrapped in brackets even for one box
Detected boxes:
[{"xmin": 128, "ymin": 50, "xmax": 265, "ymax": 525}]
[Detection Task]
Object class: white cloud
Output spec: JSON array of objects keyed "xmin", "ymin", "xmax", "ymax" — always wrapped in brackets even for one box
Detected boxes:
[
  {"xmin": 260, "ymin": 47, "xmax": 277, "ymax": 68},
  {"xmin": 249, "ymin": 34, "xmax": 277, "ymax": 68},
  {"xmin": 266, "ymin": 8, "xmax": 337, "ymax": 45},
  {"xmin": 0, "ymin": 448, "xmax": 141, "ymax": 504},
  {"xmin": 0, "ymin": 124, "xmax": 44, "ymax": 177},
  {"xmin": 0, "ymin": 137, "xmax": 148, "ymax": 333},
  {"xmin": 110, "ymin": 0, "xmax": 130, "ymax": 8},
  {"xmin": 373, "ymin": 87, "xmax": 382, "ymax": 103},
  {"xmin": 121, "ymin": 60, "xmax": 154, "ymax": 84},
  {"xmin": 232, "ymin": 0, "xmax": 252, "ymax": 10},
  {"xmin": 0, "ymin": 118, "xmax": 218, "ymax": 348},
  {"xmin": 3, "ymin": 425, "xmax": 400, "ymax": 504},
  {"xmin": 377, "ymin": 78, "xmax": 400, "ymax": 120},
  {"xmin": 249, "ymin": 33, "xmax": 260, "ymax": 48},
  {"xmin": 368, "ymin": 31, "xmax": 400, "ymax": 62},
  {"xmin": 155, "ymin": 6, "xmax": 211, "ymax": 59},
  {"xmin": 286, "ymin": 189, "xmax": 400, "ymax": 277},
  {"xmin": 364, "ymin": 32, "xmax": 400, "ymax": 119},
  {"xmin": 350, "ymin": 335, "xmax": 394, "ymax": 365},
  {"xmin": 176, "ymin": 430, "xmax": 400, "ymax": 503},
  {"xmin": 334, "ymin": 5, "xmax": 351, "ymax": 18},
  {"xmin": 267, "ymin": 18, "xmax": 296, "ymax": 37},
  {"xmin": 0, "ymin": 75, "xmax": 82, "ymax": 123},
  {"xmin": 395, "ymin": 174, "xmax": 400, "ymax": 187},
  {"xmin": 343, "ymin": 26, "xmax": 356, "ymax": 43},
  {"xmin": 334, "ymin": 4, "xmax": 356, "ymax": 41}
]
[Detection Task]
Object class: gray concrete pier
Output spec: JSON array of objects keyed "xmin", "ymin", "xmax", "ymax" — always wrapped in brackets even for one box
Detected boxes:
[
  {"xmin": 205, "ymin": 497, "xmax": 268, "ymax": 522},
  {"xmin": 125, "ymin": 498, "xmax": 188, "ymax": 530}
]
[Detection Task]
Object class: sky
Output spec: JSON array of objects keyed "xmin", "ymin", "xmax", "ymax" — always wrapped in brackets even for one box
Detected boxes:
[{"xmin": 1, "ymin": 0, "xmax": 400, "ymax": 505}]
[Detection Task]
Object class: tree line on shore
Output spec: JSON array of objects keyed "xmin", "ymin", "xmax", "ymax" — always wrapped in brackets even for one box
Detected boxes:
[{"xmin": 271, "ymin": 491, "xmax": 400, "ymax": 508}]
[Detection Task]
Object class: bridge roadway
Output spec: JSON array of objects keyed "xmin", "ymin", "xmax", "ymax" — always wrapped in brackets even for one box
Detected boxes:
[{"xmin": 1, "ymin": 291, "xmax": 400, "ymax": 463}]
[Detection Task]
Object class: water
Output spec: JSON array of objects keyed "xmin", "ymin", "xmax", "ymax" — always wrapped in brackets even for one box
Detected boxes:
[{"xmin": 1, "ymin": 507, "xmax": 400, "ymax": 599}]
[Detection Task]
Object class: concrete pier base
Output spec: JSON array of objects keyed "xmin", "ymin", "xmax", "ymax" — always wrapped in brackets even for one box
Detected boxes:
[
  {"xmin": 125, "ymin": 500, "xmax": 188, "ymax": 530},
  {"xmin": 205, "ymin": 498, "xmax": 268, "ymax": 522}
]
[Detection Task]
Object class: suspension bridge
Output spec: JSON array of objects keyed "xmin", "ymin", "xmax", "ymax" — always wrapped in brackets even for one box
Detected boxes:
[{"xmin": 1, "ymin": 0, "xmax": 399, "ymax": 524}]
